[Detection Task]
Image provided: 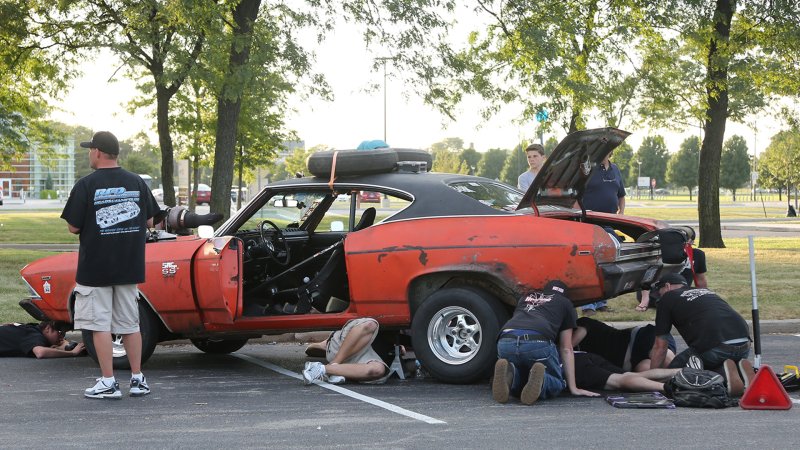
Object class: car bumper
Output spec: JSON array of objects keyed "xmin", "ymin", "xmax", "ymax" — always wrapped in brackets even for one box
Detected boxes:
[
  {"xmin": 599, "ymin": 259, "xmax": 684, "ymax": 299},
  {"xmin": 19, "ymin": 298, "xmax": 49, "ymax": 321}
]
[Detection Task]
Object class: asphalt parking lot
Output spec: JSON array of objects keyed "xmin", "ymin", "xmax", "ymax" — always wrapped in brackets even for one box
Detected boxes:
[{"xmin": 2, "ymin": 334, "xmax": 799, "ymax": 449}]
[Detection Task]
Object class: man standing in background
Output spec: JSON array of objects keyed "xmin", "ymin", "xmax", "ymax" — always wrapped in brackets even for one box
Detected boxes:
[{"xmin": 517, "ymin": 143, "xmax": 546, "ymax": 191}]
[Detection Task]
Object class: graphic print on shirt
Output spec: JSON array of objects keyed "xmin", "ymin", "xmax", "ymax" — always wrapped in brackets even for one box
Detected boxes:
[
  {"xmin": 94, "ymin": 187, "xmax": 142, "ymax": 233},
  {"xmin": 523, "ymin": 292, "xmax": 554, "ymax": 312},
  {"xmin": 680, "ymin": 288, "xmax": 713, "ymax": 302}
]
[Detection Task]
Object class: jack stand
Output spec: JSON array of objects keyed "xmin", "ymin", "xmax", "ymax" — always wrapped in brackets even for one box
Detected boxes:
[{"xmin": 386, "ymin": 345, "xmax": 406, "ymax": 380}]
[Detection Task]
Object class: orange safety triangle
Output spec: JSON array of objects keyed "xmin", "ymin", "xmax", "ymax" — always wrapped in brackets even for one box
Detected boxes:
[{"xmin": 739, "ymin": 364, "xmax": 793, "ymax": 410}]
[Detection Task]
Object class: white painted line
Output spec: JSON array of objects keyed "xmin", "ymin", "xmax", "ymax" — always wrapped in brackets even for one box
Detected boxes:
[{"xmin": 232, "ymin": 353, "xmax": 446, "ymax": 425}]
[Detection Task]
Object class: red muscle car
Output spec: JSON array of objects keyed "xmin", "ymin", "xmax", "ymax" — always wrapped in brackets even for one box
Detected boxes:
[{"xmin": 19, "ymin": 128, "xmax": 686, "ymax": 383}]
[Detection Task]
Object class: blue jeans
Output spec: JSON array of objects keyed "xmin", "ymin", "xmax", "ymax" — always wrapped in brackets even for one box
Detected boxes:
[
  {"xmin": 581, "ymin": 300, "xmax": 607, "ymax": 311},
  {"xmin": 497, "ymin": 337, "xmax": 566, "ymax": 400},
  {"xmin": 669, "ymin": 342, "xmax": 751, "ymax": 371}
]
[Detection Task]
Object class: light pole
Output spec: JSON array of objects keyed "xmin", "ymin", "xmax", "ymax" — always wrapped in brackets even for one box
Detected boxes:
[
  {"xmin": 636, "ymin": 160, "xmax": 642, "ymax": 199},
  {"xmin": 375, "ymin": 56, "xmax": 395, "ymax": 143}
]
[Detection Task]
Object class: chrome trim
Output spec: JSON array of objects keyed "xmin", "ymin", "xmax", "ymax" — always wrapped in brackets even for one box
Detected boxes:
[{"xmin": 21, "ymin": 277, "xmax": 42, "ymax": 299}]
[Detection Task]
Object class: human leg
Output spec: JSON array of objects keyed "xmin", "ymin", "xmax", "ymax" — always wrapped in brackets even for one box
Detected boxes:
[
  {"xmin": 606, "ymin": 372, "xmax": 665, "ymax": 392},
  {"xmin": 326, "ymin": 318, "xmax": 379, "ymax": 365},
  {"xmin": 325, "ymin": 360, "xmax": 387, "ymax": 381},
  {"xmin": 492, "ymin": 358, "xmax": 515, "ymax": 403},
  {"xmin": 111, "ymin": 284, "xmax": 142, "ymax": 373},
  {"xmin": 93, "ymin": 331, "xmax": 114, "ymax": 378}
]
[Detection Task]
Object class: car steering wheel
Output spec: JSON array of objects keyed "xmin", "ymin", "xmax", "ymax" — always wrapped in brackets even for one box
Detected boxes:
[{"xmin": 258, "ymin": 220, "xmax": 290, "ymax": 265}]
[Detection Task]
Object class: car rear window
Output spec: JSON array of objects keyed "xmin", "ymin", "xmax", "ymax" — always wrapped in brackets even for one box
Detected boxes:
[{"xmin": 448, "ymin": 181, "xmax": 523, "ymax": 211}]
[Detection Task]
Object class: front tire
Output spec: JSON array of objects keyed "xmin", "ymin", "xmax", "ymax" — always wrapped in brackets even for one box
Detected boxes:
[
  {"xmin": 82, "ymin": 301, "xmax": 161, "ymax": 370},
  {"xmin": 411, "ymin": 287, "xmax": 509, "ymax": 384},
  {"xmin": 190, "ymin": 338, "xmax": 249, "ymax": 354}
]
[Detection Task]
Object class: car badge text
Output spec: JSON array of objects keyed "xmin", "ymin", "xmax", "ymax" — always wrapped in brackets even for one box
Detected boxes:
[{"xmin": 162, "ymin": 262, "xmax": 178, "ymax": 277}]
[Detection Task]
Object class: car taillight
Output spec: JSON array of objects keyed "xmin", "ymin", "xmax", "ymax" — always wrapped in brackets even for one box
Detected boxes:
[
  {"xmin": 21, "ymin": 277, "xmax": 42, "ymax": 299},
  {"xmin": 593, "ymin": 226, "xmax": 620, "ymax": 263}
]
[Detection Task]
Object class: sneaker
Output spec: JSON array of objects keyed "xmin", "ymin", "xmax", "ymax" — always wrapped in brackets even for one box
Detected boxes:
[
  {"xmin": 738, "ymin": 359, "xmax": 756, "ymax": 389},
  {"xmin": 723, "ymin": 359, "xmax": 745, "ymax": 396},
  {"xmin": 84, "ymin": 378, "xmax": 122, "ymax": 399},
  {"xmin": 325, "ymin": 374, "xmax": 346, "ymax": 384},
  {"xmin": 520, "ymin": 362, "xmax": 545, "ymax": 405},
  {"xmin": 687, "ymin": 355, "xmax": 704, "ymax": 370},
  {"xmin": 302, "ymin": 361, "xmax": 325, "ymax": 385},
  {"xmin": 130, "ymin": 376, "xmax": 151, "ymax": 397},
  {"xmin": 492, "ymin": 359, "xmax": 514, "ymax": 404}
]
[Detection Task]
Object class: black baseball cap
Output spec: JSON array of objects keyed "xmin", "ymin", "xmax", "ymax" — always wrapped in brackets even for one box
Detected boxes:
[
  {"xmin": 542, "ymin": 279, "xmax": 567, "ymax": 295},
  {"xmin": 80, "ymin": 131, "xmax": 119, "ymax": 155},
  {"xmin": 652, "ymin": 273, "xmax": 688, "ymax": 291}
]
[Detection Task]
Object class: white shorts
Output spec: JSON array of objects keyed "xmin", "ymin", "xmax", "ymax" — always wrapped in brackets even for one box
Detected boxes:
[
  {"xmin": 326, "ymin": 318, "xmax": 387, "ymax": 367},
  {"xmin": 73, "ymin": 284, "xmax": 140, "ymax": 334}
]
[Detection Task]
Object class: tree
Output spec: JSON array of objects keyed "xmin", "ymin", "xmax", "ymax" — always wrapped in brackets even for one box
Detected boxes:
[
  {"xmin": 284, "ymin": 147, "xmax": 311, "ymax": 178},
  {"xmin": 759, "ymin": 129, "xmax": 800, "ymax": 209},
  {"xmin": 431, "ymin": 138, "xmax": 464, "ymax": 153},
  {"xmin": 720, "ymin": 135, "xmax": 751, "ymax": 201},
  {"xmin": 612, "ymin": 142, "xmax": 635, "ymax": 187},
  {"xmin": 667, "ymin": 136, "xmax": 701, "ymax": 201},
  {"xmin": 430, "ymin": 1, "xmax": 648, "ymax": 135},
  {"xmin": 460, "ymin": 148, "xmax": 482, "ymax": 175},
  {"xmin": 476, "ymin": 148, "xmax": 507, "ymax": 180},
  {"xmin": 431, "ymin": 148, "xmax": 469, "ymax": 174},
  {"xmin": 500, "ymin": 144, "xmax": 528, "ymax": 187},
  {"xmin": 635, "ymin": 136, "xmax": 669, "ymax": 191}
]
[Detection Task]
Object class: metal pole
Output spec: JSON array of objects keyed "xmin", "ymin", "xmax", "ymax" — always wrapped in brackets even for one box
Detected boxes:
[{"xmin": 748, "ymin": 235, "xmax": 762, "ymax": 369}]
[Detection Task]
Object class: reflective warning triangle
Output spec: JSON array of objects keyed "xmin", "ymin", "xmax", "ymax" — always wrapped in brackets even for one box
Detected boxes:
[{"xmin": 739, "ymin": 364, "xmax": 793, "ymax": 410}]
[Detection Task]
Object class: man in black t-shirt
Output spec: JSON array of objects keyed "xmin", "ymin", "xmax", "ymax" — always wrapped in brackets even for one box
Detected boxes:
[
  {"xmin": 0, "ymin": 321, "xmax": 85, "ymax": 358},
  {"xmin": 648, "ymin": 273, "xmax": 751, "ymax": 373},
  {"xmin": 492, "ymin": 280, "xmax": 599, "ymax": 405},
  {"xmin": 62, "ymin": 131, "xmax": 159, "ymax": 399}
]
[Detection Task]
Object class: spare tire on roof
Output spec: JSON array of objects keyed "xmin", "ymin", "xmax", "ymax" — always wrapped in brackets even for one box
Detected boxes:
[
  {"xmin": 306, "ymin": 148, "xmax": 398, "ymax": 177},
  {"xmin": 394, "ymin": 148, "xmax": 433, "ymax": 168}
]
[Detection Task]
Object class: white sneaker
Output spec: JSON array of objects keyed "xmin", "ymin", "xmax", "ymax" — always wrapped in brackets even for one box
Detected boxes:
[
  {"xmin": 325, "ymin": 374, "xmax": 345, "ymax": 384},
  {"xmin": 302, "ymin": 362, "xmax": 325, "ymax": 385},
  {"xmin": 687, "ymin": 355, "xmax": 704, "ymax": 370},
  {"xmin": 84, "ymin": 378, "xmax": 122, "ymax": 399},
  {"xmin": 130, "ymin": 376, "xmax": 151, "ymax": 397}
]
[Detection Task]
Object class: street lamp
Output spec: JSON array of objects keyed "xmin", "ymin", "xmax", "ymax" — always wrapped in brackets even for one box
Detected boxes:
[
  {"xmin": 375, "ymin": 56, "xmax": 395, "ymax": 143},
  {"xmin": 636, "ymin": 160, "xmax": 642, "ymax": 199}
]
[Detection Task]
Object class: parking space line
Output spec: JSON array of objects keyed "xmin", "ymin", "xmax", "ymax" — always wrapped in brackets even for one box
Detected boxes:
[{"xmin": 232, "ymin": 353, "xmax": 446, "ymax": 425}]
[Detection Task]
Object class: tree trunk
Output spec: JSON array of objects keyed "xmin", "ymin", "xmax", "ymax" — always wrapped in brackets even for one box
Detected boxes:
[
  {"xmin": 697, "ymin": 0, "xmax": 734, "ymax": 249},
  {"xmin": 156, "ymin": 87, "xmax": 176, "ymax": 207},
  {"xmin": 237, "ymin": 143, "xmax": 244, "ymax": 210},
  {"xmin": 210, "ymin": 0, "xmax": 261, "ymax": 220}
]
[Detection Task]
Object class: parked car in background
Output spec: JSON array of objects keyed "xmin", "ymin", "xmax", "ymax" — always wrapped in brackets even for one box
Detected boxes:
[
  {"xmin": 19, "ymin": 128, "xmax": 687, "ymax": 384},
  {"xmin": 194, "ymin": 183, "xmax": 212, "ymax": 205},
  {"xmin": 359, "ymin": 191, "xmax": 381, "ymax": 203}
]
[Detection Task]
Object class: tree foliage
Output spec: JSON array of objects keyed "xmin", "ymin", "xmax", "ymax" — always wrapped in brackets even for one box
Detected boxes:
[
  {"xmin": 500, "ymin": 143, "xmax": 528, "ymax": 187},
  {"xmin": 667, "ymin": 136, "xmax": 701, "ymax": 200},
  {"xmin": 720, "ymin": 134, "xmax": 750, "ymax": 201},
  {"xmin": 476, "ymin": 148, "xmax": 507, "ymax": 180},
  {"xmin": 758, "ymin": 129, "xmax": 800, "ymax": 207},
  {"xmin": 635, "ymin": 135, "xmax": 669, "ymax": 188}
]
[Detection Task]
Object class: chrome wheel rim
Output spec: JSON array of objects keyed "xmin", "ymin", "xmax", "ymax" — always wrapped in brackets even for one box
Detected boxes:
[{"xmin": 427, "ymin": 306, "xmax": 482, "ymax": 365}]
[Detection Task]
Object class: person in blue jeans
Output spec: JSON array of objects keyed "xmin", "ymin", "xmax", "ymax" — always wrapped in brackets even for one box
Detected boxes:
[{"xmin": 492, "ymin": 280, "xmax": 599, "ymax": 405}]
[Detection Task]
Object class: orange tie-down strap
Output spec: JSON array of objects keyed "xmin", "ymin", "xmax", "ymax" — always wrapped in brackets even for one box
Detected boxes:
[{"xmin": 328, "ymin": 150, "xmax": 339, "ymax": 189}]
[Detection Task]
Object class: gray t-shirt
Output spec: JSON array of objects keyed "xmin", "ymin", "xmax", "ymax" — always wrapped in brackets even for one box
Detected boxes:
[{"xmin": 517, "ymin": 171, "xmax": 536, "ymax": 191}]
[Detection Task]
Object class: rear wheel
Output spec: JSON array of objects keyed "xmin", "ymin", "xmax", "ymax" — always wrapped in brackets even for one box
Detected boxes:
[
  {"xmin": 82, "ymin": 301, "xmax": 161, "ymax": 370},
  {"xmin": 190, "ymin": 338, "xmax": 249, "ymax": 354},
  {"xmin": 411, "ymin": 287, "xmax": 508, "ymax": 384}
]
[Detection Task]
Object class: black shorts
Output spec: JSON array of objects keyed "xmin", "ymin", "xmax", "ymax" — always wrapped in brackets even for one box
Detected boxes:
[{"xmin": 574, "ymin": 352, "xmax": 625, "ymax": 390}]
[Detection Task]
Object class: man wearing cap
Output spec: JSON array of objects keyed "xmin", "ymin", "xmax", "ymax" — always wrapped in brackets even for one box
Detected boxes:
[
  {"xmin": 648, "ymin": 273, "xmax": 751, "ymax": 373},
  {"xmin": 492, "ymin": 280, "xmax": 599, "ymax": 405},
  {"xmin": 61, "ymin": 131, "xmax": 159, "ymax": 399}
]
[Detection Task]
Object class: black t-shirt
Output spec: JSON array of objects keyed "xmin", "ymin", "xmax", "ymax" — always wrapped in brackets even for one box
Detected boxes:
[
  {"xmin": 61, "ymin": 167, "xmax": 159, "ymax": 286},
  {"xmin": 0, "ymin": 324, "xmax": 48, "ymax": 357},
  {"xmin": 681, "ymin": 247, "xmax": 707, "ymax": 285},
  {"xmin": 575, "ymin": 317, "xmax": 677, "ymax": 369},
  {"xmin": 654, "ymin": 287, "xmax": 750, "ymax": 353},
  {"xmin": 502, "ymin": 290, "xmax": 577, "ymax": 342}
]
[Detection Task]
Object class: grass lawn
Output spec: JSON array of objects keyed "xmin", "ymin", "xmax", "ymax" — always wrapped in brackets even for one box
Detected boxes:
[
  {"xmin": 1, "ymin": 249, "xmax": 54, "ymax": 324},
  {"xmin": 0, "ymin": 212, "xmax": 78, "ymax": 244}
]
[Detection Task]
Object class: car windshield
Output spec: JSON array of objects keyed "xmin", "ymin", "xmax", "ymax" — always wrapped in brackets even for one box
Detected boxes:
[
  {"xmin": 238, "ymin": 191, "xmax": 334, "ymax": 231},
  {"xmin": 447, "ymin": 180, "xmax": 523, "ymax": 211}
]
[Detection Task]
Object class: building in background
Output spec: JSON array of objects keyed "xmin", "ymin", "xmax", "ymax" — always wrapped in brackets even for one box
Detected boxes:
[{"xmin": 0, "ymin": 139, "xmax": 75, "ymax": 201}]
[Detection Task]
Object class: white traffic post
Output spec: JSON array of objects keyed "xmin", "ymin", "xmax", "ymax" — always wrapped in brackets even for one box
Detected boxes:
[{"xmin": 748, "ymin": 236, "xmax": 762, "ymax": 369}]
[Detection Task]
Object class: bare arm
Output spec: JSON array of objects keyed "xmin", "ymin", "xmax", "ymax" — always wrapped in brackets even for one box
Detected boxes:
[
  {"xmin": 31, "ymin": 343, "xmax": 85, "ymax": 359},
  {"xmin": 617, "ymin": 197, "xmax": 626, "ymax": 214},
  {"xmin": 695, "ymin": 272, "xmax": 708, "ymax": 288},
  {"xmin": 67, "ymin": 223, "xmax": 80, "ymax": 234},
  {"xmin": 559, "ymin": 329, "xmax": 599, "ymax": 397},
  {"xmin": 571, "ymin": 326, "xmax": 587, "ymax": 348},
  {"xmin": 649, "ymin": 336, "xmax": 669, "ymax": 369}
]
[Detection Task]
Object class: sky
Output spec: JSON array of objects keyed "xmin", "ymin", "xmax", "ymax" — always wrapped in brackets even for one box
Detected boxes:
[{"xmin": 49, "ymin": 15, "xmax": 784, "ymax": 159}]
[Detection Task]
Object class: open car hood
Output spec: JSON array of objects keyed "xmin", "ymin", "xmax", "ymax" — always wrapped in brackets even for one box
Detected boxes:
[{"xmin": 516, "ymin": 127, "xmax": 631, "ymax": 211}]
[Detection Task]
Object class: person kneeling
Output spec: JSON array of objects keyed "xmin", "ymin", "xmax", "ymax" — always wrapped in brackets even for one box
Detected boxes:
[{"xmin": 302, "ymin": 318, "xmax": 389, "ymax": 385}]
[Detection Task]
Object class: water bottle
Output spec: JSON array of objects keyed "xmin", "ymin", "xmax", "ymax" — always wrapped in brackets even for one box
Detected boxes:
[{"xmin": 415, "ymin": 360, "xmax": 426, "ymax": 379}]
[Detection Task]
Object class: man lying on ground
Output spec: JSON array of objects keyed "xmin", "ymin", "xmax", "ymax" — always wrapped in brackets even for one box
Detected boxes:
[
  {"xmin": 0, "ymin": 321, "xmax": 86, "ymax": 359},
  {"xmin": 302, "ymin": 318, "xmax": 390, "ymax": 385}
]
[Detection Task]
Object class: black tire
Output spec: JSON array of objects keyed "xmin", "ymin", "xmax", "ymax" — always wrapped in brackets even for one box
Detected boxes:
[
  {"xmin": 411, "ymin": 287, "xmax": 509, "ymax": 384},
  {"xmin": 307, "ymin": 149, "xmax": 398, "ymax": 177},
  {"xmin": 190, "ymin": 338, "xmax": 249, "ymax": 354},
  {"xmin": 393, "ymin": 148, "xmax": 433, "ymax": 168},
  {"xmin": 82, "ymin": 301, "xmax": 161, "ymax": 370}
]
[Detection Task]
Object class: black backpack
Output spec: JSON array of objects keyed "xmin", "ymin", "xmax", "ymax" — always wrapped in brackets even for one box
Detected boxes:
[{"xmin": 665, "ymin": 368, "xmax": 738, "ymax": 408}]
